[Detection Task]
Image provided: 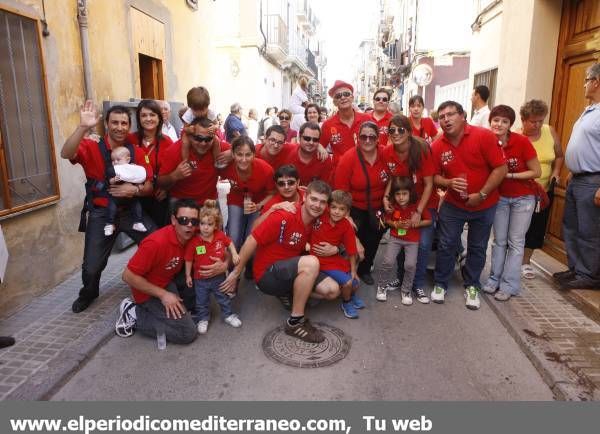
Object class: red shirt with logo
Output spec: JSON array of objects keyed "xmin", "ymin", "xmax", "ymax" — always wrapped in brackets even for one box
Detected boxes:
[
  {"xmin": 261, "ymin": 190, "xmax": 304, "ymax": 214},
  {"xmin": 320, "ymin": 110, "xmax": 372, "ymax": 162},
  {"xmin": 285, "ymin": 146, "xmax": 334, "ymax": 186},
  {"xmin": 310, "ymin": 217, "xmax": 357, "ymax": 272},
  {"xmin": 381, "ymin": 143, "xmax": 438, "ymax": 210},
  {"xmin": 255, "ymin": 142, "xmax": 296, "ymax": 171},
  {"xmin": 126, "ymin": 225, "xmax": 185, "ymax": 304},
  {"xmin": 128, "ymin": 133, "xmax": 173, "ymax": 175},
  {"xmin": 498, "ymin": 132, "xmax": 538, "ymax": 197},
  {"xmin": 386, "ymin": 204, "xmax": 431, "ymax": 242},
  {"xmin": 70, "ymin": 136, "xmax": 153, "ymax": 207},
  {"xmin": 334, "ymin": 146, "xmax": 390, "ymax": 210},
  {"xmin": 371, "ymin": 111, "xmax": 393, "ymax": 146},
  {"xmin": 252, "ymin": 203, "xmax": 312, "ymax": 282},
  {"xmin": 159, "ymin": 139, "xmax": 230, "ymax": 203},
  {"xmin": 410, "ymin": 117, "xmax": 438, "ymax": 142},
  {"xmin": 219, "ymin": 158, "xmax": 274, "ymax": 207},
  {"xmin": 431, "ymin": 124, "xmax": 506, "ymax": 211},
  {"xmin": 184, "ymin": 231, "xmax": 232, "ymax": 280}
]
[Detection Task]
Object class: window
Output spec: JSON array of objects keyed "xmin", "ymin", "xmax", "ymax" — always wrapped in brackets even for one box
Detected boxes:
[
  {"xmin": 0, "ymin": 8, "xmax": 59, "ymax": 217},
  {"xmin": 473, "ymin": 67, "xmax": 498, "ymax": 110}
]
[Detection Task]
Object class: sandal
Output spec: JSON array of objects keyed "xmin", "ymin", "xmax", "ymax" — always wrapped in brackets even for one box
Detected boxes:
[{"xmin": 521, "ymin": 264, "xmax": 536, "ymax": 279}]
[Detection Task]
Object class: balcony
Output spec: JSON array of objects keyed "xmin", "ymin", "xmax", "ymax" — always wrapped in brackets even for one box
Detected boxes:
[
  {"xmin": 264, "ymin": 14, "xmax": 288, "ymax": 65},
  {"xmin": 307, "ymin": 48, "xmax": 318, "ymax": 77}
]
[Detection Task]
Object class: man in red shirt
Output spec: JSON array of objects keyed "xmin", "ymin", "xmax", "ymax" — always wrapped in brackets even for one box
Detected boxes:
[
  {"xmin": 255, "ymin": 125, "xmax": 295, "ymax": 170},
  {"xmin": 121, "ymin": 199, "xmax": 199, "ymax": 344},
  {"xmin": 430, "ymin": 101, "xmax": 507, "ymax": 310},
  {"xmin": 157, "ymin": 117, "xmax": 230, "ymax": 205},
  {"xmin": 370, "ymin": 88, "xmax": 394, "ymax": 146},
  {"xmin": 220, "ymin": 180, "xmax": 340, "ymax": 343},
  {"xmin": 61, "ymin": 101, "xmax": 156, "ymax": 313},
  {"xmin": 320, "ymin": 80, "xmax": 371, "ymax": 162},
  {"xmin": 287, "ymin": 122, "xmax": 334, "ymax": 186}
]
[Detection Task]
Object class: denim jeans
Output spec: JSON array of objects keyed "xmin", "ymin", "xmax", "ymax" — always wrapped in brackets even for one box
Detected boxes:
[
  {"xmin": 434, "ymin": 202, "xmax": 496, "ymax": 291},
  {"xmin": 486, "ymin": 195, "xmax": 535, "ymax": 295},
  {"xmin": 192, "ymin": 274, "xmax": 233, "ymax": 322},
  {"xmin": 412, "ymin": 207, "xmax": 438, "ymax": 290},
  {"xmin": 563, "ymin": 174, "xmax": 600, "ymax": 281},
  {"xmin": 227, "ymin": 205, "xmax": 259, "ymax": 250},
  {"xmin": 350, "ymin": 207, "xmax": 386, "ymax": 276},
  {"xmin": 379, "ymin": 238, "xmax": 418, "ymax": 293}
]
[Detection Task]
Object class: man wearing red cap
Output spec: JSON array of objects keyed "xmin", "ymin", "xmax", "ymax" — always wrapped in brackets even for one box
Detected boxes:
[{"xmin": 320, "ymin": 80, "xmax": 371, "ymax": 163}]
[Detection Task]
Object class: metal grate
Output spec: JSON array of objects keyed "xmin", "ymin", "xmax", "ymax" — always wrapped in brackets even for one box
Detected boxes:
[
  {"xmin": 0, "ymin": 9, "xmax": 57, "ymax": 212},
  {"xmin": 473, "ymin": 67, "xmax": 498, "ymax": 109}
]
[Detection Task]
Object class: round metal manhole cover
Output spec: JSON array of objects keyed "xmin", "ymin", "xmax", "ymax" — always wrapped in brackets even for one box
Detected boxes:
[{"xmin": 262, "ymin": 322, "xmax": 351, "ymax": 368}]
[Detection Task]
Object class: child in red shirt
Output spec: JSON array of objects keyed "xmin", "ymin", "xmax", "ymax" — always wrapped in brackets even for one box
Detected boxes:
[
  {"xmin": 377, "ymin": 176, "xmax": 431, "ymax": 305},
  {"xmin": 184, "ymin": 200, "xmax": 241, "ymax": 335},
  {"xmin": 310, "ymin": 190, "xmax": 363, "ymax": 319}
]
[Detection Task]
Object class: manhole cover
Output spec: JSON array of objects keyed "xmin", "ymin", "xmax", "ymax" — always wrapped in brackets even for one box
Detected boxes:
[{"xmin": 262, "ymin": 322, "xmax": 351, "ymax": 368}]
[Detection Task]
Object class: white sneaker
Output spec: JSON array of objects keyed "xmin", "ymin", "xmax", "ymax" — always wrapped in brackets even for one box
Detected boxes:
[
  {"xmin": 482, "ymin": 282, "xmax": 498, "ymax": 294},
  {"xmin": 465, "ymin": 286, "xmax": 481, "ymax": 310},
  {"xmin": 132, "ymin": 222, "xmax": 147, "ymax": 232},
  {"xmin": 384, "ymin": 278, "xmax": 400, "ymax": 292},
  {"xmin": 224, "ymin": 314, "xmax": 242, "ymax": 328},
  {"xmin": 401, "ymin": 291, "xmax": 413, "ymax": 306},
  {"xmin": 376, "ymin": 286, "xmax": 387, "ymax": 302},
  {"xmin": 115, "ymin": 297, "xmax": 136, "ymax": 337},
  {"xmin": 197, "ymin": 320, "xmax": 209, "ymax": 334},
  {"xmin": 414, "ymin": 288, "xmax": 430, "ymax": 304},
  {"xmin": 430, "ymin": 285, "xmax": 446, "ymax": 304},
  {"xmin": 104, "ymin": 224, "xmax": 115, "ymax": 236}
]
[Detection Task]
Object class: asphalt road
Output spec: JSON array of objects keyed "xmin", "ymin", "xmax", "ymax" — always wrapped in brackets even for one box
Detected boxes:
[{"xmin": 51, "ymin": 261, "xmax": 554, "ymax": 401}]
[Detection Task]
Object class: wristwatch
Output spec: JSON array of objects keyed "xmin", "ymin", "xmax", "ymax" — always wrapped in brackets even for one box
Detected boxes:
[{"xmin": 478, "ymin": 191, "xmax": 488, "ymax": 200}]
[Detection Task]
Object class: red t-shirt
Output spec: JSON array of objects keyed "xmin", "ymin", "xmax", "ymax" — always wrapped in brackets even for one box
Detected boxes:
[
  {"xmin": 126, "ymin": 225, "xmax": 185, "ymax": 304},
  {"xmin": 381, "ymin": 143, "xmax": 438, "ymax": 210},
  {"xmin": 128, "ymin": 133, "xmax": 173, "ymax": 175},
  {"xmin": 70, "ymin": 136, "xmax": 153, "ymax": 207},
  {"xmin": 184, "ymin": 231, "xmax": 232, "ymax": 280},
  {"xmin": 431, "ymin": 124, "xmax": 506, "ymax": 211},
  {"xmin": 499, "ymin": 132, "xmax": 538, "ymax": 197},
  {"xmin": 334, "ymin": 146, "xmax": 390, "ymax": 210},
  {"xmin": 310, "ymin": 217, "xmax": 357, "ymax": 272},
  {"xmin": 410, "ymin": 117, "xmax": 438, "ymax": 142},
  {"xmin": 371, "ymin": 111, "xmax": 393, "ymax": 146},
  {"xmin": 261, "ymin": 190, "xmax": 304, "ymax": 214},
  {"xmin": 251, "ymin": 203, "xmax": 312, "ymax": 282},
  {"xmin": 320, "ymin": 110, "xmax": 372, "ymax": 161},
  {"xmin": 255, "ymin": 142, "xmax": 296, "ymax": 171},
  {"xmin": 159, "ymin": 139, "xmax": 231, "ymax": 203},
  {"xmin": 286, "ymin": 128, "xmax": 298, "ymax": 142},
  {"xmin": 219, "ymin": 158, "xmax": 275, "ymax": 206},
  {"xmin": 285, "ymin": 146, "xmax": 335, "ymax": 186},
  {"xmin": 386, "ymin": 204, "xmax": 431, "ymax": 242}
]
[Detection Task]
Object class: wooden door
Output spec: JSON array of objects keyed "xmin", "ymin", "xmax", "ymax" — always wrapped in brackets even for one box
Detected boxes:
[{"xmin": 546, "ymin": 0, "xmax": 600, "ymax": 262}]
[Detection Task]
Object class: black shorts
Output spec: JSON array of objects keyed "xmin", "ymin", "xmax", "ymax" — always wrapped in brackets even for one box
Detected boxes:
[{"xmin": 257, "ymin": 257, "xmax": 328, "ymax": 297}]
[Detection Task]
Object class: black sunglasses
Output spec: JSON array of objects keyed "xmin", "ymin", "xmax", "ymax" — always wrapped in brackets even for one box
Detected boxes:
[
  {"xmin": 191, "ymin": 135, "xmax": 213, "ymax": 143},
  {"xmin": 302, "ymin": 135, "xmax": 320, "ymax": 143},
  {"xmin": 374, "ymin": 96, "xmax": 389, "ymax": 102},
  {"xmin": 276, "ymin": 179, "xmax": 297, "ymax": 187},
  {"xmin": 278, "ymin": 115, "xmax": 290, "ymax": 121},
  {"xmin": 388, "ymin": 127, "xmax": 407, "ymax": 135},
  {"xmin": 334, "ymin": 91, "xmax": 352, "ymax": 99},
  {"xmin": 359, "ymin": 134, "xmax": 378, "ymax": 142},
  {"xmin": 175, "ymin": 216, "xmax": 200, "ymax": 226}
]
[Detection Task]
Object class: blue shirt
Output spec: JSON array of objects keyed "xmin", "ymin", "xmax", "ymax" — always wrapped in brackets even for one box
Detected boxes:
[
  {"xmin": 224, "ymin": 113, "xmax": 247, "ymax": 143},
  {"xmin": 565, "ymin": 103, "xmax": 600, "ymax": 173}
]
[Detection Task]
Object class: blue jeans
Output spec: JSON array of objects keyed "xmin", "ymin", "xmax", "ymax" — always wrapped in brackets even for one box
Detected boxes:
[
  {"xmin": 412, "ymin": 207, "xmax": 438, "ymax": 290},
  {"xmin": 434, "ymin": 202, "xmax": 496, "ymax": 290},
  {"xmin": 193, "ymin": 275, "xmax": 233, "ymax": 322},
  {"xmin": 563, "ymin": 174, "xmax": 600, "ymax": 281},
  {"xmin": 226, "ymin": 205, "xmax": 258, "ymax": 250},
  {"xmin": 486, "ymin": 195, "xmax": 535, "ymax": 295}
]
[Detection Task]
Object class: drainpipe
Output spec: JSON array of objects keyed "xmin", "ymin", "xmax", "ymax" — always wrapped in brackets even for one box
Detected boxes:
[{"xmin": 77, "ymin": 0, "xmax": 93, "ymax": 100}]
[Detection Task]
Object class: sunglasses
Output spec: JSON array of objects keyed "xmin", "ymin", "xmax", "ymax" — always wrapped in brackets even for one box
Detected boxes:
[
  {"xmin": 374, "ymin": 97, "xmax": 389, "ymax": 102},
  {"xmin": 359, "ymin": 134, "xmax": 378, "ymax": 142},
  {"xmin": 175, "ymin": 216, "xmax": 200, "ymax": 226},
  {"xmin": 388, "ymin": 127, "xmax": 407, "ymax": 135},
  {"xmin": 278, "ymin": 115, "xmax": 290, "ymax": 121},
  {"xmin": 302, "ymin": 135, "xmax": 320, "ymax": 143},
  {"xmin": 276, "ymin": 179, "xmax": 297, "ymax": 187},
  {"xmin": 334, "ymin": 91, "xmax": 352, "ymax": 99},
  {"xmin": 191, "ymin": 135, "xmax": 213, "ymax": 143}
]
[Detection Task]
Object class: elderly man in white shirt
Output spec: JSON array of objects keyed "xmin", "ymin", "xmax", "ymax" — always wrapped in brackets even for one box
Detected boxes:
[
  {"xmin": 470, "ymin": 85, "xmax": 491, "ymax": 129},
  {"xmin": 159, "ymin": 100, "xmax": 179, "ymax": 142}
]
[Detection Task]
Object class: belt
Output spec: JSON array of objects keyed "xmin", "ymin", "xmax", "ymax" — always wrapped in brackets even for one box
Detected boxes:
[{"xmin": 573, "ymin": 171, "xmax": 600, "ymax": 178}]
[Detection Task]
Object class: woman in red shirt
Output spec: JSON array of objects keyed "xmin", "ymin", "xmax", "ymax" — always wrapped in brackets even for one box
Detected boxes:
[
  {"xmin": 482, "ymin": 105, "xmax": 541, "ymax": 301},
  {"xmin": 408, "ymin": 95, "xmax": 440, "ymax": 144},
  {"xmin": 334, "ymin": 121, "xmax": 389, "ymax": 285},
  {"xmin": 277, "ymin": 108, "xmax": 298, "ymax": 143}
]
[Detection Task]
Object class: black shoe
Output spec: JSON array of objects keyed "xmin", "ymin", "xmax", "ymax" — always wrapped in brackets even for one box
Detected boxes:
[
  {"xmin": 560, "ymin": 277, "xmax": 600, "ymax": 290},
  {"xmin": 359, "ymin": 273, "xmax": 374, "ymax": 285},
  {"xmin": 72, "ymin": 296, "xmax": 93, "ymax": 313},
  {"xmin": 0, "ymin": 336, "xmax": 15, "ymax": 349},
  {"xmin": 553, "ymin": 269, "xmax": 575, "ymax": 281}
]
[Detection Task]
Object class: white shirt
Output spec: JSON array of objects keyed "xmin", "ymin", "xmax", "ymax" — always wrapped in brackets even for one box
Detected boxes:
[
  {"xmin": 114, "ymin": 164, "xmax": 146, "ymax": 184},
  {"xmin": 470, "ymin": 105, "xmax": 491, "ymax": 129},
  {"xmin": 161, "ymin": 122, "xmax": 178, "ymax": 142},
  {"xmin": 290, "ymin": 86, "xmax": 309, "ymax": 131}
]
